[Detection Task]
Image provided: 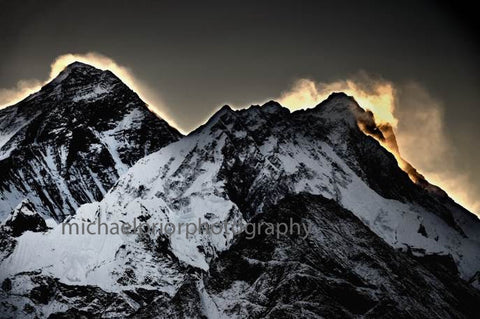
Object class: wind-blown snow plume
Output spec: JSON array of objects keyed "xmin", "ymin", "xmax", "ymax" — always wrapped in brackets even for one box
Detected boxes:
[
  {"xmin": 0, "ymin": 53, "xmax": 184, "ymax": 133},
  {"xmin": 395, "ymin": 83, "xmax": 480, "ymax": 214},
  {"xmin": 0, "ymin": 79, "xmax": 42, "ymax": 108},
  {"xmin": 277, "ymin": 75, "xmax": 479, "ymax": 215},
  {"xmin": 278, "ymin": 74, "xmax": 397, "ymax": 126}
]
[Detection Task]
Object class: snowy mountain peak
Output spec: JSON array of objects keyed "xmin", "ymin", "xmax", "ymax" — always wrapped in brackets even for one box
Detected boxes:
[
  {"xmin": 64, "ymin": 61, "xmax": 97, "ymax": 70},
  {"xmin": 260, "ymin": 100, "xmax": 289, "ymax": 114},
  {"xmin": 310, "ymin": 92, "xmax": 363, "ymax": 125},
  {"xmin": 0, "ymin": 62, "xmax": 181, "ymax": 221},
  {"xmin": 326, "ymin": 91, "xmax": 351, "ymax": 100},
  {"xmin": 216, "ymin": 104, "xmax": 234, "ymax": 115},
  {"xmin": 42, "ymin": 61, "xmax": 121, "ymax": 99}
]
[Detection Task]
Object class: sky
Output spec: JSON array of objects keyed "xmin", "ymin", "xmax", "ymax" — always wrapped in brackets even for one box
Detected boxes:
[{"xmin": 0, "ymin": 0, "xmax": 478, "ymax": 212}]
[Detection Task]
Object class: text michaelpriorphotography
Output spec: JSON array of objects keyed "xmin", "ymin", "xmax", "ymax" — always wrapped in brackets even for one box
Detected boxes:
[{"xmin": 61, "ymin": 216, "xmax": 312, "ymax": 240}]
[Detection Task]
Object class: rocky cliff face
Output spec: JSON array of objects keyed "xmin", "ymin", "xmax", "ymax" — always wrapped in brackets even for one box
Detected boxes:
[
  {"xmin": 203, "ymin": 194, "xmax": 479, "ymax": 318},
  {"xmin": 0, "ymin": 62, "xmax": 181, "ymax": 222},
  {"xmin": 2, "ymin": 200, "xmax": 48, "ymax": 237}
]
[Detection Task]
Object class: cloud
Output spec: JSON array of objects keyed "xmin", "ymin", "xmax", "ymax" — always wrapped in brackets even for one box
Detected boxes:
[
  {"xmin": 276, "ymin": 75, "xmax": 480, "ymax": 216},
  {"xmin": 0, "ymin": 52, "xmax": 184, "ymax": 134},
  {"xmin": 0, "ymin": 79, "xmax": 42, "ymax": 109},
  {"xmin": 278, "ymin": 73, "xmax": 397, "ymax": 126},
  {"xmin": 395, "ymin": 83, "xmax": 480, "ymax": 214}
]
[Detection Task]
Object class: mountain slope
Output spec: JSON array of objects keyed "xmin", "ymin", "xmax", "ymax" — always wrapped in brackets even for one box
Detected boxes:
[
  {"xmin": 202, "ymin": 194, "xmax": 479, "ymax": 318},
  {"xmin": 2, "ymin": 194, "xmax": 478, "ymax": 318},
  {"xmin": 0, "ymin": 62, "xmax": 182, "ymax": 222}
]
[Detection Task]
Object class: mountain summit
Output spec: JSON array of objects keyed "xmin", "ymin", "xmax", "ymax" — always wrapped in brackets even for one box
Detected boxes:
[{"xmin": 0, "ymin": 62, "xmax": 182, "ymax": 221}]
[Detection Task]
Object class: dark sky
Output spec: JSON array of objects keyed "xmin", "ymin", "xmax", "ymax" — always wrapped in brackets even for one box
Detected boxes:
[{"xmin": 0, "ymin": 0, "xmax": 478, "ymax": 209}]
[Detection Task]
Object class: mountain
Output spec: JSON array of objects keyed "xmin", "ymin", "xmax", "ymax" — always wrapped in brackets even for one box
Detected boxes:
[
  {"xmin": 1, "ymin": 93, "xmax": 479, "ymax": 318},
  {"xmin": 0, "ymin": 62, "xmax": 182, "ymax": 222}
]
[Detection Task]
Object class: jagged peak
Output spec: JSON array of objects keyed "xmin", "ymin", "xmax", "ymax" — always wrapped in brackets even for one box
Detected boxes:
[
  {"xmin": 46, "ymin": 61, "xmax": 117, "ymax": 89},
  {"xmin": 211, "ymin": 104, "xmax": 235, "ymax": 120},
  {"xmin": 64, "ymin": 61, "xmax": 100, "ymax": 71},
  {"xmin": 191, "ymin": 100, "xmax": 294, "ymax": 137},
  {"xmin": 326, "ymin": 91, "xmax": 352, "ymax": 100},
  {"xmin": 262, "ymin": 100, "xmax": 281, "ymax": 107},
  {"xmin": 317, "ymin": 93, "xmax": 442, "ymax": 195},
  {"xmin": 260, "ymin": 100, "xmax": 290, "ymax": 115},
  {"xmin": 188, "ymin": 104, "xmax": 237, "ymax": 136},
  {"xmin": 318, "ymin": 92, "xmax": 359, "ymax": 110},
  {"xmin": 219, "ymin": 104, "xmax": 233, "ymax": 112},
  {"xmin": 297, "ymin": 91, "xmax": 363, "ymax": 129},
  {"xmin": 193, "ymin": 94, "xmax": 362, "ymax": 138},
  {"xmin": 0, "ymin": 62, "xmax": 121, "ymax": 109}
]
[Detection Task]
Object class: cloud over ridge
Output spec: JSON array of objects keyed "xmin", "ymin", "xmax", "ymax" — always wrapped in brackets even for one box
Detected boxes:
[{"xmin": 276, "ymin": 75, "xmax": 479, "ymax": 215}]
